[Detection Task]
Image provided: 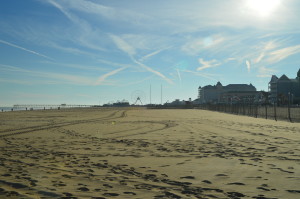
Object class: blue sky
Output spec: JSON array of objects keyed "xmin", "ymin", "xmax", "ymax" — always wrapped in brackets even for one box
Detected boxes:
[{"xmin": 1, "ymin": 0, "xmax": 300, "ymax": 105}]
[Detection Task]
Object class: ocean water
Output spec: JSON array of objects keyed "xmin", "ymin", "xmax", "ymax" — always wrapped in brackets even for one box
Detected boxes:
[
  {"xmin": 0, "ymin": 105, "xmax": 92, "ymax": 112},
  {"xmin": 0, "ymin": 106, "xmax": 78, "ymax": 112},
  {"xmin": 0, "ymin": 107, "xmax": 52, "ymax": 112},
  {"xmin": 0, "ymin": 107, "xmax": 27, "ymax": 112}
]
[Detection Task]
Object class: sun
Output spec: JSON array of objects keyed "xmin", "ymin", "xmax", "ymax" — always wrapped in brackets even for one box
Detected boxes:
[{"xmin": 246, "ymin": 0, "xmax": 281, "ymax": 17}]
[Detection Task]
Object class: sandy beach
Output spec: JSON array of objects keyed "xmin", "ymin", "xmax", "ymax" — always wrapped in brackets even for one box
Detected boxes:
[{"xmin": 0, "ymin": 108, "xmax": 299, "ymax": 199}]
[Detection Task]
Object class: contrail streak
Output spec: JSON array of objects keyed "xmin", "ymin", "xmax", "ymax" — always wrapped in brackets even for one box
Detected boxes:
[
  {"xmin": 0, "ymin": 39, "xmax": 54, "ymax": 60},
  {"xmin": 176, "ymin": 68, "xmax": 182, "ymax": 84},
  {"xmin": 95, "ymin": 67, "xmax": 127, "ymax": 85}
]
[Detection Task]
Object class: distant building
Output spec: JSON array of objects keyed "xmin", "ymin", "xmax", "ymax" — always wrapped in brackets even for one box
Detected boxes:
[
  {"xmin": 103, "ymin": 100, "xmax": 130, "ymax": 107},
  {"xmin": 269, "ymin": 69, "xmax": 300, "ymax": 105},
  {"xmin": 113, "ymin": 101, "xmax": 130, "ymax": 107},
  {"xmin": 198, "ymin": 82, "xmax": 257, "ymax": 104},
  {"xmin": 220, "ymin": 91, "xmax": 266, "ymax": 104},
  {"xmin": 165, "ymin": 99, "xmax": 185, "ymax": 106}
]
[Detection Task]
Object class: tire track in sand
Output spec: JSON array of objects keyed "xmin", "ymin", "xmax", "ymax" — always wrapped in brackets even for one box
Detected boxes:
[{"xmin": 0, "ymin": 110, "xmax": 127, "ymax": 138}]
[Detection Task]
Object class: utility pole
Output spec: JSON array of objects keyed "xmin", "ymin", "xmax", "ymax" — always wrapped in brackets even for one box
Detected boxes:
[
  {"xmin": 150, "ymin": 84, "xmax": 152, "ymax": 104},
  {"xmin": 161, "ymin": 84, "xmax": 162, "ymax": 105}
]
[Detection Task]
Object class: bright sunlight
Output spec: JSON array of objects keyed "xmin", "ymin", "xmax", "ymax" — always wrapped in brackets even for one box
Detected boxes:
[{"xmin": 246, "ymin": 0, "xmax": 281, "ymax": 17}]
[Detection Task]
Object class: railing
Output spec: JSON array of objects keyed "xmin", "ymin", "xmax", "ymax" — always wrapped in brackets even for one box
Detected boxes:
[{"xmin": 196, "ymin": 104, "xmax": 300, "ymax": 123}]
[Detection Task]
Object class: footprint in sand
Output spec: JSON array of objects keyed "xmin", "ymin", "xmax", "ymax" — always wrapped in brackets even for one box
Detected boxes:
[
  {"xmin": 215, "ymin": 174, "xmax": 228, "ymax": 177},
  {"xmin": 6, "ymin": 191, "xmax": 21, "ymax": 197},
  {"xmin": 180, "ymin": 176, "xmax": 195, "ymax": 179},
  {"xmin": 227, "ymin": 182, "xmax": 245, "ymax": 185},
  {"xmin": 160, "ymin": 164, "xmax": 170, "ymax": 167},
  {"xmin": 103, "ymin": 193, "xmax": 119, "ymax": 197},
  {"xmin": 77, "ymin": 187, "xmax": 89, "ymax": 191},
  {"xmin": 103, "ymin": 184, "xmax": 113, "ymax": 188},
  {"xmin": 286, "ymin": 190, "xmax": 300, "ymax": 193},
  {"xmin": 257, "ymin": 186, "xmax": 271, "ymax": 191},
  {"xmin": 63, "ymin": 192, "xmax": 73, "ymax": 197},
  {"xmin": 147, "ymin": 169, "xmax": 158, "ymax": 172},
  {"xmin": 202, "ymin": 180, "xmax": 212, "ymax": 184},
  {"xmin": 227, "ymin": 192, "xmax": 245, "ymax": 198},
  {"xmin": 124, "ymin": 191, "xmax": 137, "ymax": 195}
]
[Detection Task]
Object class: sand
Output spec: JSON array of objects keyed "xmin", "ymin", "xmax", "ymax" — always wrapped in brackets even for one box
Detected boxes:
[{"xmin": 0, "ymin": 108, "xmax": 299, "ymax": 199}]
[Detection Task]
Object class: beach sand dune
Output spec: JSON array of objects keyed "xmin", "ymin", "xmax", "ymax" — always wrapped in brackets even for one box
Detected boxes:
[{"xmin": 0, "ymin": 108, "xmax": 299, "ymax": 199}]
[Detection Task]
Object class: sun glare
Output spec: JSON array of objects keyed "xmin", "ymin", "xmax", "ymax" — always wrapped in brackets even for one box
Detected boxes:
[{"xmin": 246, "ymin": 0, "xmax": 281, "ymax": 17}]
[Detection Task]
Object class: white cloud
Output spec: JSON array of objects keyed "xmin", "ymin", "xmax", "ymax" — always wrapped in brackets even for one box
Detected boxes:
[
  {"xmin": 267, "ymin": 44, "xmax": 300, "ymax": 64},
  {"xmin": 257, "ymin": 66, "xmax": 277, "ymax": 78},
  {"xmin": 182, "ymin": 35, "xmax": 225, "ymax": 55},
  {"xmin": 110, "ymin": 34, "xmax": 136, "ymax": 56},
  {"xmin": 129, "ymin": 0, "xmax": 287, "ymax": 33},
  {"xmin": 0, "ymin": 63, "xmax": 119, "ymax": 86},
  {"xmin": 263, "ymin": 40, "xmax": 279, "ymax": 51},
  {"xmin": 0, "ymin": 78, "xmax": 34, "ymax": 85},
  {"xmin": 120, "ymin": 75, "xmax": 154, "ymax": 87},
  {"xmin": 238, "ymin": 40, "xmax": 300, "ymax": 79},
  {"xmin": 252, "ymin": 40, "xmax": 281, "ymax": 64},
  {"xmin": 109, "ymin": 34, "xmax": 173, "ymax": 84},
  {"xmin": 47, "ymin": 0, "xmax": 76, "ymax": 23},
  {"xmin": 139, "ymin": 46, "xmax": 171, "ymax": 62},
  {"xmin": 41, "ymin": 61, "xmax": 107, "ymax": 72},
  {"xmin": 47, "ymin": 0, "xmax": 148, "ymax": 23},
  {"xmin": 0, "ymin": 64, "xmax": 90, "ymax": 85},
  {"xmin": 46, "ymin": 0, "xmax": 107, "ymax": 52},
  {"xmin": 49, "ymin": 42, "xmax": 94, "ymax": 56},
  {"xmin": 183, "ymin": 70, "xmax": 218, "ymax": 81},
  {"xmin": 197, "ymin": 58, "xmax": 221, "ymax": 71},
  {"xmin": 254, "ymin": 52, "xmax": 265, "ymax": 64},
  {"xmin": 2, "ymin": 0, "xmax": 299, "ymax": 92},
  {"xmin": 246, "ymin": 60, "xmax": 251, "ymax": 72},
  {"xmin": 60, "ymin": 0, "xmax": 115, "ymax": 19},
  {"xmin": 94, "ymin": 67, "xmax": 127, "ymax": 85},
  {"xmin": 176, "ymin": 69, "xmax": 182, "ymax": 84},
  {"xmin": 132, "ymin": 58, "xmax": 173, "ymax": 84},
  {"xmin": 97, "ymin": 59, "xmax": 134, "ymax": 69},
  {"xmin": 0, "ymin": 39, "xmax": 53, "ymax": 60},
  {"xmin": 226, "ymin": 57, "xmax": 237, "ymax": 61}
]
